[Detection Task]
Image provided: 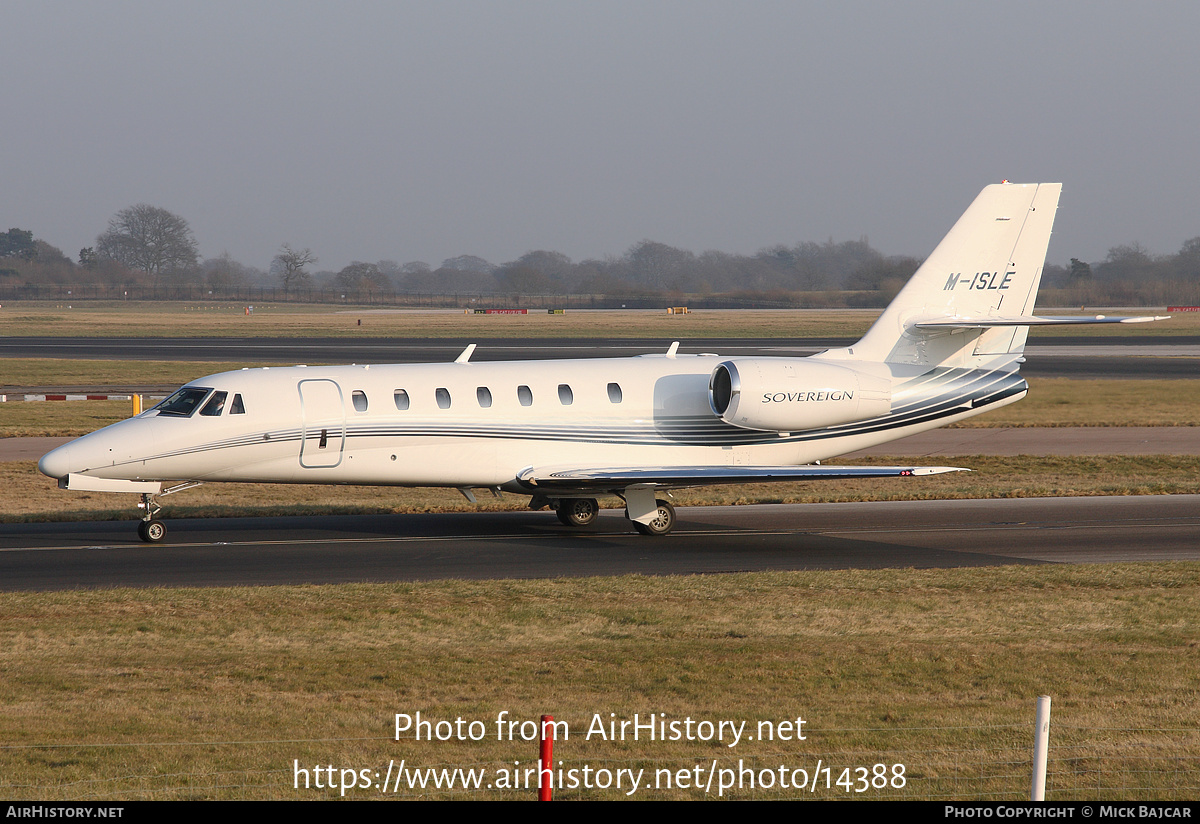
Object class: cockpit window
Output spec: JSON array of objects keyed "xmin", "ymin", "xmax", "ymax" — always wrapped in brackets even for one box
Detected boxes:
[
  {"xmin": 155, "ymin": 387, "xmax": 211, "ymax": 417},
  {"xmin": 231, "ymin": 394, "xmax": 246, "ymax": 414},
  {"xmin": 199, "ymin": 391, "xmax": 228, "ymax": 416}
]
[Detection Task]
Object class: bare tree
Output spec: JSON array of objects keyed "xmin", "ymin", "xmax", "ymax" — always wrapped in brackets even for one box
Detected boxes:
[
  {"xmin": 96, "ymin": 205, "xmax": 199, "ymax": 283},
  {"xmin": 335, "ymin": 261, "xmax": 389, "ymax": 293},
  {"xmin": 500, "ymin": 250, "xmax": 573, "ymax": 292},
  {"xmin": 202, "ymin": 252, "xmax": 257, "ymax": 290},
  {"xmin": 627, "ymin": 240, "xmax": 693, "ymax": 290},
  {"xmin": 440, "ymin": 254, "xmax": 494, "ymax": 275},
  {"xmin": 272, "ymin": 244, "xmax": 317, "ymax": 296}
]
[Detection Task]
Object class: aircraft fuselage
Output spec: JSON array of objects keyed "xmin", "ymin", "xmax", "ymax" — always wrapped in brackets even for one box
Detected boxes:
[{"xmin": 39, "ymin": 352, "xmax": 1026, "ymax": 494}]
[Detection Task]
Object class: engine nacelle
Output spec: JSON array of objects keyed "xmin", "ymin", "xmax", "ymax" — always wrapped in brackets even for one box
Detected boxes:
[{"xmin": 709, "ymin": 358, "xmax": 892, "ymax": 431}]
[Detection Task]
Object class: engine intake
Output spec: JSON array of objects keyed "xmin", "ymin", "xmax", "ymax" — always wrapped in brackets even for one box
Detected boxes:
[{"xmin": 709, "ymin": 358, "xmax": 891, "ymax": 431}]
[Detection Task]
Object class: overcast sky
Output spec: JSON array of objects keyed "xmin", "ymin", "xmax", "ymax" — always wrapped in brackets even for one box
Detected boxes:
[{"xmin": 4, "ymin": 1, "xmax": 1198, "ymax": 273}]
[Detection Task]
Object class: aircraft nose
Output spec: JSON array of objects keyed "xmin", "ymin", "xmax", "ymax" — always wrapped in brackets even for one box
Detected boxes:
[{"xmin": 38, "ymin": 443, "xmax": 75, "ymax": 480}]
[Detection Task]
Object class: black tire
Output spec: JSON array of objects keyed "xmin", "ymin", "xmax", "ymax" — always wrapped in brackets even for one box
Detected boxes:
[
  {"xmin": 556, "ymin": 497, "xmax": 599, "ymax": 527},
  {"xmin": 632, "ymin": 499, "xmax": 675, "ymax": 536},
  {"xmin": 138, "ymin": 519, "xmax": 166, "ymax": 543}
]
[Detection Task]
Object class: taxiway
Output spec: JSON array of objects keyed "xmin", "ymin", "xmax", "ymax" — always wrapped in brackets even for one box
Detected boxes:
[{"xmin": 1, "ymin": 495, "xmax": 1197, "ymax": 591}]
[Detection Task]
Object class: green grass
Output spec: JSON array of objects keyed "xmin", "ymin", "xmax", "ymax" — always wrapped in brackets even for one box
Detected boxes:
[
  {"xmin": 9, "ymin": 303, "xmax": 879, "ymax": 339},
  {"xmin": 966, "ymin": 379, "xmax": 1200, "ymax": 427},
  {"xmin": 1, "ymin": 301, "xmax": 1193, "ymax": 338},
  {"xmin": 1, "ymin": 566, "xmax": 1197, "ymax": 799},
  {"xmin": 0, "ymin": 358, "xmax": 262, "ymax": 388}
]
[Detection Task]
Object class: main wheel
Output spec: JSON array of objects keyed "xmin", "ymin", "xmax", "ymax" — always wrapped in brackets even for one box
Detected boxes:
[
  {"xmin": 632, "ymin": 499, "xmax": 675, "ymax": 536},
  {"xmin": 138, "ymin": 519, "xmax": 166, "ymax": 543},
  {"xmin": 556, "ymin": 497, "xmax": 599, "ymax": 527}
]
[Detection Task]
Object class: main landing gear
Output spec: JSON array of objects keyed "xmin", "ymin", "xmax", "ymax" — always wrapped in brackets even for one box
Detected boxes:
[
  {"xmin": 631, "ymin": 499, "xmax": 676, "ymax": 537},
  {"xmin": 546, "ymin": 495, "xmax": 677, "ymax": 535},
  {"xmin": 555, "ymin": 497, "xmax": 599, "ymax": 527}
]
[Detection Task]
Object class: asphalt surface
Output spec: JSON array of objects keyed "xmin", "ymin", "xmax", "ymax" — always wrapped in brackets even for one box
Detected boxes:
[{"xmin": 2, "ymin": 496, "xmax": 1197, "ymax": 591}]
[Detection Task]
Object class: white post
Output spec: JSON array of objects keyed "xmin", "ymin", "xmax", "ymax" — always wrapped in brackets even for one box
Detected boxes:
[{"xmin": 1031, "ymin": 695, "xmax": 1051, "ymax": 801}]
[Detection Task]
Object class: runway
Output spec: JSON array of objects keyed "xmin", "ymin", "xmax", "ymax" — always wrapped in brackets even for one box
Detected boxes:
[{"xmin": 2, "ymin": 495, "xmax": 1198, "ymax": 591}]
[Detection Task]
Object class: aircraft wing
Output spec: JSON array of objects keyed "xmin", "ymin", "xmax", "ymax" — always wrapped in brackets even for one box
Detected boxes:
[{"xmin": 517, "ymin": 464, "xmax": 968, "ymax": 491}]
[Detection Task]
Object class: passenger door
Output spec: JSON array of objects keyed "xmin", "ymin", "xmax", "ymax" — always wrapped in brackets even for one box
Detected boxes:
[{"xmin": 298, "ymin": 379, "xmax": 346, "ymax": 468}]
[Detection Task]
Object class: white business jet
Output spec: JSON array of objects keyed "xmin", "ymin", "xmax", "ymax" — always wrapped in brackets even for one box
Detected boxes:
[{"xmin": 39, "ymin": 183, "xmax": 1164, "ymax": 542}]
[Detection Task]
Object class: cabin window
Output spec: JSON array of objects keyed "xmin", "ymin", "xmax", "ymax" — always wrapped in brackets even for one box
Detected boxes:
[
  {"xmin": 155, "ymin": 387, "xmax": 211, "ymax": 417},
  {"xmin": 477, "ymin": 387, "xmax": 492, "ymax": 408},
  {"xmin": 558, "ymin": 384, "xmax": 573, "ymax": 405},
  {"xmin": 199, "ymin": 391, "xmax": 228, "ymax": 416},
  {"xmin": 607, "ymin": 382, "xmax": 623, "ymax": 403},
  {"xmin": 394, "ymin": 390, "xmax": 410, "ymax": 411},
  {"xmin": 517, "ymin": 385, "xmax": 533, "ymax": 407},
  {"xmin": 436, "ymin": 388, "xmax": 452, "ymax": 409},
  {"xmin": 231, "ymin": 394, "xmax": 246, "ymax": 414},
  {"xmin": 352, "ymin": 390, "xmax": 368, "ymax": 412}
]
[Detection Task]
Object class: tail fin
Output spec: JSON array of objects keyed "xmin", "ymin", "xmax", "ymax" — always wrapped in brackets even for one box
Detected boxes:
[{"xmin": 826, "ymin": 182, "xmax": 1062, "ymax": 368}]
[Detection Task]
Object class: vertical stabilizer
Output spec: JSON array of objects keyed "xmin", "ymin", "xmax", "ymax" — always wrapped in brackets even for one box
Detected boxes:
[{"xmin": 823, "ymin": 183, "xmax": 1062, "ymax": 368}]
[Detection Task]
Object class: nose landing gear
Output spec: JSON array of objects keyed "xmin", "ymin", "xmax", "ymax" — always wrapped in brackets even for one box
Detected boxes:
[
  {"xmin": 134, "ymin": 482, "xmax": 203, "ymax": 543},
  {"xmin": 138, "ymin": 492, "xmax": 166, "ymax": 543},
  {"xmin": 137, "ymin": 518, "xmax": 166, "ymax": 542}
]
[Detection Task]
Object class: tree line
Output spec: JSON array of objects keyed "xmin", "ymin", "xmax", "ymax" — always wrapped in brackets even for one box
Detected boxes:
[{"xmin": 3, "ymin": 205, "xmax": 1199, "ymax": 306}]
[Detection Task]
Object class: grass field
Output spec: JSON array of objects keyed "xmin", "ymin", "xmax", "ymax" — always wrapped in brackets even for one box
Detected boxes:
[
  {"xmin": 0, "ymin": 301, "xmax": 1193, "ymax": 338},
  {"xmin": 2, "ymin": 565, "xmax": 1197, "ymax": 800}
]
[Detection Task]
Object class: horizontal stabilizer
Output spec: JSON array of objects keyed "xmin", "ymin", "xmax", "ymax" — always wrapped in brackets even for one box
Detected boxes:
[
  {"xmin": 913, "ymin": 315, "xmax": 1169, "ymax": 329},
  {"xmin": 518, "ymin": 465, "xmax": 968, "ymax": 490}
]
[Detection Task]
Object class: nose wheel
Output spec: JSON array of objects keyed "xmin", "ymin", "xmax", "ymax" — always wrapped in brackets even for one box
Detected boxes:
[
  {"xmin": 137, "ymin": 491, "xmax": 167, "ymax": 543},
  {"xmin": 138, "ymin": 519, "xmax": 167, "ymax": 543}
]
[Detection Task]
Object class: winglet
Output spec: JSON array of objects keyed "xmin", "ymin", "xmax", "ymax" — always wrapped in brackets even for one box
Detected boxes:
[{"xmin": 455, "ymin": 344, "xmax": 477, "ymax": 364}]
